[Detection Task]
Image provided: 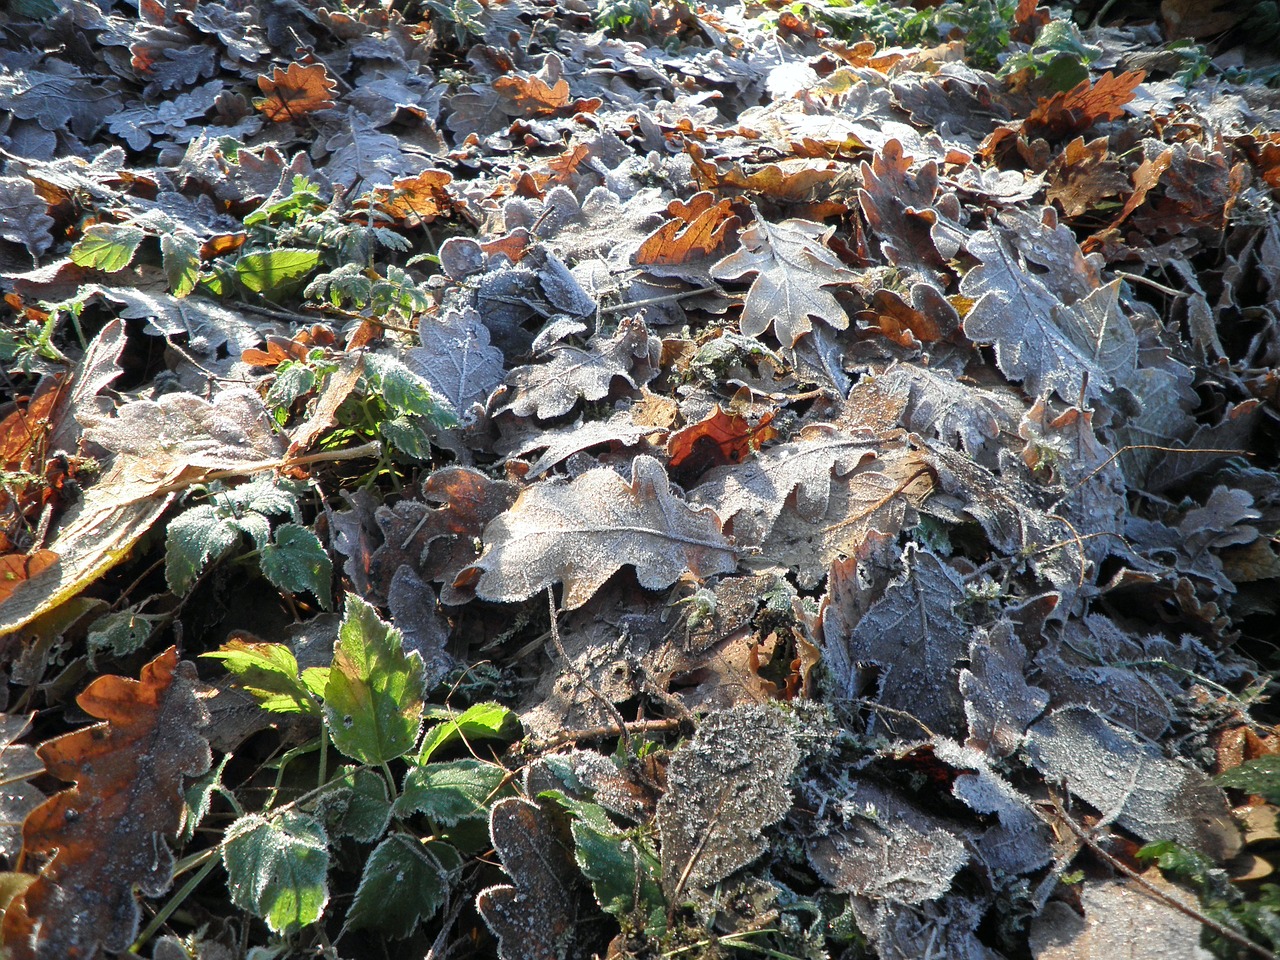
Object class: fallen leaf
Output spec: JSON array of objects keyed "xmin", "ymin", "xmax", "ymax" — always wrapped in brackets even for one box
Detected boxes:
[
  {"xmin": 667, "ymin": 405, "xmax": 778, "ymax": 475},
  {"xmin": 461, "ymin": 455, "xmax": 736, "ymax": 609},
  {"xmin": 255, "ymin": 62, "xmax": 337, "ymax": 122},
  {"xmin": 1024, "ymin": 70, "xmax": 1145, "ymax": 141},
  {"xmin": 0, "ymin": 647, "xmax": 211, "ymax": 959}
]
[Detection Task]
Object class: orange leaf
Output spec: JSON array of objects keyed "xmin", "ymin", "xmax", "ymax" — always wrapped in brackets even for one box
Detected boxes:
[
  {"xmin": 0, "ymin": 647, "xmax": 210, "ymax": 959},
  {"xmin": 636, "ymin": 192, "xmax": 740, "ymax": 267},
  {"xmin": 1025, "ymin": 70, "xmax": 1146, "ymax": 141},
  {"xmin": 0, "ymin": 550, "xmax": 57, "ymax": 605},
  {"xmin": 255, "ymin": 62, "xmax": 337, "ymax": 122},
  {"xmin": 492, "ymin": 74, "xmax": 571, "ymax": 116},
  {"xmin": 668, "ymin": 406, "xmax": 778, "ymax": 473},
  {"xmin": 365, "ymin": 169, "xmax": 455, "ymax": 226}
]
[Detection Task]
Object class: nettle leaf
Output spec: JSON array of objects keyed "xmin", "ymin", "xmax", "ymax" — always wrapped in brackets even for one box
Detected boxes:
[
  {"xmin": 164, "ymin": 504, "xmax": 245, "ymax": 595},
  {"xmin": 236, "ymin": 248, "xmax": 321, "ymax": 295},
  {"xmin": 395, "ymin": 759, "xmax": 509, "ymax": 825},
  {"xmin": 463, "ymin": 455, "xmax": 736, "ymax": 610},
  {"xmin": 202, "ymin": 639, "xmax": 320, "ymax": 716},
  {"xmin": 419, "ymin": 702, "xmax": 519, "ymax": 763},
  {"xmin": 259, "ymin": 523, "xmax": 333, "ymax": 610},
  {"xmin": 363, "ymin": 353, "xmax": 444, "ymax": 420},
  {"xmin": 657, "ymin": 705, "xmax": 798, "ymax": 901},
  {"xmin": 161, "ymin": 232, "xmax": 201, "ymax": 298},
  {"xmin": 324, "ymin": 597, "xmax": 425, "ymax": 764},
  {"xmin": 710, "ymin": 216, "xmax": 857, "ymax": 346},
  {"xmin": 222, "ymin": 811, "xmax": 330, "ymax": 935},
  {"xmin": 70, "ymin": 223, "xmax": 145, "ymax": 273},
  {"xmin": 347, "ymin": 834, "xmax": 461, "ymax": 938}
]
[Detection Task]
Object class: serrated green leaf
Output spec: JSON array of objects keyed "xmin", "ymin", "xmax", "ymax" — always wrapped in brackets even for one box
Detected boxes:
[
  {"xmin": 1218, "ymin": 755, "xmax": 1280, "ymax": 804},
  {"xmin": 380, "ymin": 416, "xmax": 434, "ymax": 458},
  {"xmin": 266, "ymin": 362, "xmax": 319, "ymax": 413},
  {"xmin": 227, "ymin": 476, "xmax": 302, "ymax": 518},
  {"xmin": 70, "ymin": 223, "xmax": 145, "ymax": 272},
  {"xmin": 182, "ymin": 754, "xmax": 231, "ymax": 843},
  {"xmin": 236, "ymin": 248, "xmax": 321, "ymax": 295},
  {"xmin": 230, "ymin": 511, "xmax": 273, "ymax": 551},
  {"xmin": 324, "ymin": 596, "xmax": 425, "ymax": 764},
  {"xmin": 260, "ymin": 523, "xmax": 333, "ymax": 610},
  {"xmin": 395, "ymin": 759, "xmax": 508, "ymax": 825},
  {"xmin": 419, "ymin": 702, "xmax": 519, "ymax": 764},
  {"xmin": 364, "ymin": 353, "xmax": 439, "ymax": 418},
  {"xmin": 161, "ymin": 231, "xmax": 201, "ymax": 297},
  {"xmin": 346, "ymin": 835, "xmax": 461, "ymax": 938},
  {"xmin": 302, "ymin": 666, "xmax": 330, "ymax": 698},
  {"xmin": 222, "ymin": 811, "xmax": 330, "ymax": 934},
  {"xmin": 165, "ymin": 503, "xmax": 243, "ymax": 594},
  {"xmin": 86, "ymin": 608, "xmax": 160, "ymax": 667},
  {"xmin": 202, "ymin": 640, "xmax": 319, "ymax": 715},
  {"xmin": 321, "ymin": 766, "xmax": 392, "ymax": 843}
]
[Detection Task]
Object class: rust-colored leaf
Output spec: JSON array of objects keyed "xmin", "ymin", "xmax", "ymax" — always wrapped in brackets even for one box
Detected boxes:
[
  {"xmin": 365, "ymin": 169, "xmax": 455, "ymax": 227},
  {"xmin": 1024, "ymin": 71, "xmax": 1145, "ymax": 141},
  {"xmin": 492, "ymin": 73, "xmax": 571, "ymax": 116},
  {"xmin": 636, "ymin": 192, "xmax": 740, "ymax": 267},
  {"xmin": 687, "ymin": 142, "xmax": 843, "ymax": 211},
  {"xmin": 241, "ymin": 325, "xmax": 336, "ymax": 368},
  {"xmin": 255, "ymin": 62, "xmax": 337, "ymax": 122},
  {"xmin": 0, "ymin": 647, "xmax": 211, "ymax": 959},
  {"xmin": 667, "ymin": 405, "xmax": 778, "ymax": 474},
  {"xmin": 0, "ymin": 550, "xmax": 58, "ymax": 605},
  {"xmin": 1161, "ymin": 0, "xmax": 1244, "ymax": 39},
  {"xmin": 1045, "ymin": 136, "xmax": 1130, "ymax": 219}
]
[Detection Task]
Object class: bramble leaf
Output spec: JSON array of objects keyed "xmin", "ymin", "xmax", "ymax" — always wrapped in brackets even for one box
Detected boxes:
[
  {"xmin": 260, "ymin": 523, "xmax": 333, "ymax": 610},
  {"xmin": 222, "ymin": 811, "xmax": 330, "ymax": 934},
  {"xmin": 395, "ymin": 759, "xmax": 508, "ymax": 825},
  {"xmin": 346, "ymin": 834, "xmax": 461, "ymax": 938},
  {"xmin": 70, "ymin": 223, "xmax": 145, "ymax": 273}
]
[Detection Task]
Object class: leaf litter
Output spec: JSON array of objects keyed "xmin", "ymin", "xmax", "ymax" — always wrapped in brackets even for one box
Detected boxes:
[{"xmin": 0, "ymin": 0, "xmax": 1279, "ymax": 958}]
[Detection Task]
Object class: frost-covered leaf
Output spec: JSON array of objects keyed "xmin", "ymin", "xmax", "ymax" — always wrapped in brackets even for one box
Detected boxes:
[
  {"xmin": 395, "ymin": 759, "xmax": 509, "ymax": 825},
  {"xmin": 959, "ymin": 621, "xmax": 1049, "ymax": 759},
  {"xmin": 406, "ymin": 306, "xmax": 505, "ymax": 416},
  {"xmin": 325, "ymin": 597, "xmax": 425, "ymax": 764},
  {"xmin": 823, "ymin": 546, "xmax": 970, "ymax": 738},
  {"xmin": 691, "ymin": 423, "xmax": 877, "ymax": 546},
  {"xmin": 477, "ymin": 798, "xmax": 580, "ymax": 960},
  {"xmin": 502, "ymin": 412, "xmax": 653, "ymax": 479},
  {"xmin": 808, "ymin": 780, "xmax": 969, "ymax": 904},
  {"xmin": 255, "ymin": 62, "xmax": 336, "ymax": 122},
  {"xmin": 0, "ymin": 177, "xmax": 54, "ymax": 258},
  {"xmin": 464, "ymin": 455, "xmax": 736, "ymax": 610},
  {"xmin": 222, "ymin": 811, "xmax": 329, "ymax": 935},
  {"xmin": 260, "ymin": 523, "xmax": 333, "ymax": 610},
  {"xmin": 321, "ymin": 766, "xmax": 392, "ymax": 844},
  {"xmin": 711, "ymin": 217, "xmax": 857, "ymax": 346},
  {"xmin": 1026, "ymin": 706, "xmax": 1240, "ymax": 859},
  {"xmin": 0, "ymin": 713, "xmax": 43, "ymax": 861},
  {"xmin": 70, "ymin": 223, "xmax": 145, "ymax": 273},
  {"xmin": 161, "ymin": 231, "xmax": 200, "ymax": 298},
  {"xmin": 347, "ymin": 834, "xmax": 460, "ymax": 938},
  {"xmin": 499, "ymin": 315, "xmax": 658, "ymax": 420},
  {"xmin": 657, "ymin": 705, "xmax": 798, "ymax": 899}
]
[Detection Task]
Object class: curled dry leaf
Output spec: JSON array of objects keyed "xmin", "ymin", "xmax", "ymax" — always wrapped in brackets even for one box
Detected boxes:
[
  {"xmin": 461, "ymin": 455, "xmax": 736, "ymax": 610},
  {"xmin": 0, "ymin": 647, "xmax": 210, "ymax": 959}
]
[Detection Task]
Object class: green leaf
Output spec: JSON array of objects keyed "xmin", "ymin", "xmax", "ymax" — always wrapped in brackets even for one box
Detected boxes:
[
  {"xmin": 363, "ymin": 353, "xmax": 440, "ymax": 418},
  {"xmin": 182, "ymin": 754, "xmax": 230, "ymax": 843},
  {"xmin": 1218, "ymin": 755, "xmax": 1280, "ymax": 804},
  {"xmin": 86, "ymin": 608, "xmax": 160, "ymax": 667},
  {"xmin": 260, "ymin": 523, "xmax": 333, "ymax": 610},
  {"xmin": 346, "ymin": 835, "xmax": 461, "ymax": 938},
  {"xmin": 228, "ymin": 476, "xmax": 303, "ymax": 518},
  {"xmin": 321, "ymin": 766, "xmax": 393, "ymax": 843},
  {"xmin": 395, "ymin": 759, "xmax": 508, "ymax": 825},
  {"xmin": 324, "ymin": 596, "xmax": 426, "ymax": 764},
  {"xmin": 70, "ymin": 223, "xmax": 145, "ymax": 272},
  {"xmin": 202, "ymin": 640, "xmax": 320, "ymax": 715},
  {"xmin": 222, "ymin": 811, "xmax": 330, "ymax": 934},
  {"xmin": 419, "ymin": 702, "xmax": 519, "ymax": 764},
  {"xmin": 266, "ymin": 361, "xmax": 319, "ymax": 413},
  {"xmin": 380, "ymin": 416, "xmax": 435, "ymax": 459},
  {"xmin": 161, "ymin": 232, "xmax": 201, "ymax": 298},
  {"xmin": 164, "ymin": 503, "xmax": 243, "ymax": 594},
  {"xmin": 549, "ymin": 794, "xmax": 666, "ymax": 937},
  {"xmin": 236, "ymin": 248, "xmax": 321, "ymax": 295}
]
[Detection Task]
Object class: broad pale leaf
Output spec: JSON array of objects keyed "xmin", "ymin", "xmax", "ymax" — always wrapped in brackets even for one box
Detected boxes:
[
  {"xmin": 406, "ymin": 306, "xmax": 505, "ymax": 416},
  {"xmin": 325, "ymin": 597, "xmax": 426, "ymax": 764},
  {"xmin": 657, "ymin": 705, "xmax": 798, "ymax": 899},
  {"xmin": 347, "ymin": 834, "xmax": 461, "ymax": 938},
  {"xmin": 222, "ymin": 811, "xmax": 330, "ymax": 934},
  {"xmin": 710, "ymin": 217, "xmax": 857, "ymax": 346},
  {"xmin": 0, "ymin": 178, "xmax": 54, "ymax": 258},
  {"xmin": 464, "ymin": 455, "xmax": 736, "ymax": 610},
  {"xmin": 70, "ymin": 223, "xmax": 145, "ymax": 273},
  {"xmin": 0, "ymin": 649, "xmax": 211, "ymax": 959}
]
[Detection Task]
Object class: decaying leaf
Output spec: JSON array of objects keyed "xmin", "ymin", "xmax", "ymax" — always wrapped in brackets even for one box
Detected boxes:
[
  {"xmin": 0, "ymin": 714, "xmax": 43, "ymax": 862},
  {"xmin": 711, "ymin": 216, "xmax": 857, "ymax": 346},
  {"xmin": 657, "ymin": 705, "xmax": 798, "ymax": 900},
  {"xmin": 462, "ymin": 455, "xmax": 736, "ymax": 609},
  {"xmin": 477, "ymin": 798, "xmax": 580, "ymax": 960},
  {"xmin": 255, "ymin": 62, "xmax": 337, "ymax": 122},
  {"xmin": 406, "ymin": 306, "xmax": 505, "ymax": 417},
  {"xmin": 0, "ymin": 648, "xmax": 211, "ymax": 959}
]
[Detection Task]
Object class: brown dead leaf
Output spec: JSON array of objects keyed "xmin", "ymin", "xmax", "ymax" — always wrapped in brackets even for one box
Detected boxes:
[
  {"xmin": 1024, "ymin": 70, "xmax": 1146, "ymax": 141},
  {"xmin": 667, "ymin": 405, "xmax": 778, "ymax": 475},
  {"xmin": 364, "ymin": 169, "xmax": 455, "ymax": 227},
  {"xmin": 255, "ymin": 62, "xmax": 337, "ymax": 123},
  {"xmin": 635, "ymin": 192, "xmax": 740, "ymax": 269},
  {"xmin": 0, "ymin": 551, "xmax": 58, "ymax": 605},
  {"xmin": 858, "ymin": 139, "xmax": 947, "ymax": 281},
  {"xmin": 1046, "ymin": 136, "xmax": 1130, "ymax": 219},
  {"xmin": 822, "ymin": 39, "xmax": 904, "ymax": 72},
  {"xmin": 492, "ymin": 73, "xmax": 570, "ymax": 115},
  {"xmin": 686, "ymin": 142, "xmax": 844, "ymax": 212},
  {"xmin": 1162, "ymin": 0, "xmax": 1244, "ymax": 39},
  {"xmin": 0, "ymin": 647, "xmax": 210, "ymax": 959}
]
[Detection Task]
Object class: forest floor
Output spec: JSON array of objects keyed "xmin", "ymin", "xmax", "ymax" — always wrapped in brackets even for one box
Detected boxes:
[{"xmin": 2, "ymin": 0, "xmax": 1280, "ymax": 958}]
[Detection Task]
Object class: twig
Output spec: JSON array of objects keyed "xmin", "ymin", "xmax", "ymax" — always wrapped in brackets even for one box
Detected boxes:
[
  {"xmin": 145, "ymin": 441, "xmax": 382, "ymax": 499},
  {"xmin": 850, "ymin": 698, "xmax": 937, "ymax": 740},
  {"xmin": 1113, "ymin": 270, "xmax": 1189, "ymax": 299},
  {"xmin": 598, "ymin": 285, "xmax": 719, "ymax": 315},
  {"xmin": 1038, "ymin": 800, "xmax": 1280, "ymax": 960}
]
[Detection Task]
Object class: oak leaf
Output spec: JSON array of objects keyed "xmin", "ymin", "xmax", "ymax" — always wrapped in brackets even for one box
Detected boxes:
[
  {"xmin": 255, "ymin": 62, "xmax": 337, "ymax": 122},
  {"xmin": 0, "ymin": 647, "xmax": 211, "ymax": 959},
  {"xmin": 406, "ymin": 306, "xmax": 505, "ymax": 417},
  {"xmin": 711, "ymin": 217, "xmax": 857, "ymax": 347},
  {"xmin": 1024, "ymin": 70, "xmax": 1145, "ymax": 141},
  {"xmin": 460, "ymin": 455, "xmax": 736, "ymax": 609},
  {"xmin": 858, "ymin": 139, "xmax": 947, "ymax": 282},
  {"xmin": 364, "ymin": 169, "xmax": 455, "ymax": 227},
  {"xmin": 667, "ymin": 405, "xmax": 778, "ymax": 476},
  {"xmin": 634, "ymin": 192, "xmax": 740, "ymax": 280}
]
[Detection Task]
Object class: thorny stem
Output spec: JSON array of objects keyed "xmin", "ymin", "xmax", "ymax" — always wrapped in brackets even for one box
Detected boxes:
[{"xmin": 1036, "ymin": 800, "xmax": 1280, "ymax": 960}]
